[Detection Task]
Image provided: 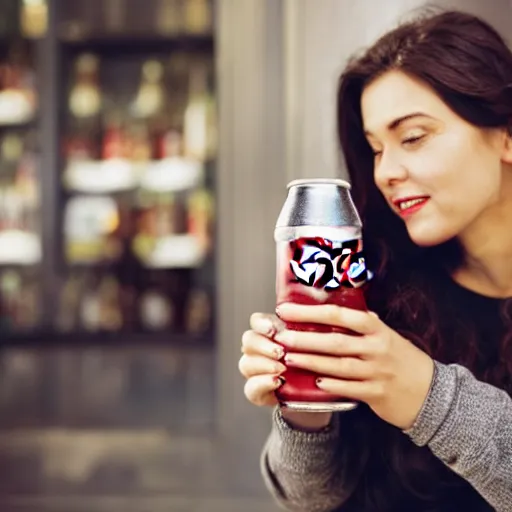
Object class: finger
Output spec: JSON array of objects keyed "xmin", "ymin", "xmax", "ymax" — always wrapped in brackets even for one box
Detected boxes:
[
  {"xmin": 284, "ymin": 352, "xmax": 372, "ymax": 380},
  {"xmin": 241, "ymin": 330, "xmax": 285, "ymax": 360},
  {"xmin": 315, "ymin": 377, "xmax": 382, "ymax": 402},
  {"xmin": 277, "ymin": 303, "xmax": 378, "ymax": 335},
  {"xmin": 249, "ymin": 312, "xmax": 285, "ymax": 337},
  {"xmin": 238, "ymin": 354, "xmax": 286, "ymax": 379},
  {"xmin": 275, "ymin": 330, "xmax": 374, "ymax": 357},
  {"xmin": 244, "ymin": 374, "xmax": 283, "ymax": 407}
]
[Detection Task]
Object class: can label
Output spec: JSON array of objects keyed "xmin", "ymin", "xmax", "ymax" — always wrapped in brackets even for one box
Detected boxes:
[{"xmin": 288, "ymin": 237, "xmax": 369, "ymax": 291}]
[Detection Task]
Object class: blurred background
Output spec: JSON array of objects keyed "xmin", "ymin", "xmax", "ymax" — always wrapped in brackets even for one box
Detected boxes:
[{"xmin": 0, "ymin": 0, "xmax": 509, "ymax": 511}]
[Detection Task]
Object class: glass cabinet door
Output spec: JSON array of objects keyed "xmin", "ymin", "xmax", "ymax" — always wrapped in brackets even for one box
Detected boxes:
[
  {"xmin": 0, "ymin": 3, "xmax": 43, "ymax": 337},
  {"xmin": 53, "ymin": 0, "xmax": 216, "ymax": 343}
]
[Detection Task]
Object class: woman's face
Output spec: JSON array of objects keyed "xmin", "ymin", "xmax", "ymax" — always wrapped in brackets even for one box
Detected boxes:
[{"xmin": 361, "ymin": 70, "xmax": 512, "ymax": 247}]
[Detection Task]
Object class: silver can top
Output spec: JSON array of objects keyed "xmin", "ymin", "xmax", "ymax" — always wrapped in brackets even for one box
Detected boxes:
[
  {"xmin": 276, "ymin": 178, "xmax": 362, "ymax": 228},
  {"xmin": 286, "ymin": 178, "xmax": 351, "ymax": 190}
]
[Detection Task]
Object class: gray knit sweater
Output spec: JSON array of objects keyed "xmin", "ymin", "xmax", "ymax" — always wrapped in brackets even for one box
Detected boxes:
[{"xmin": 261, "ymin": 361, "xmax": 511, "ymax": 511}]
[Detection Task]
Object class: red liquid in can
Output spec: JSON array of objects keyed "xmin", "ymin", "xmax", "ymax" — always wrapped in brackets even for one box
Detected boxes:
[{"xmin": 275, "ymin": 235, "xmax": 368, "ymax": 407}]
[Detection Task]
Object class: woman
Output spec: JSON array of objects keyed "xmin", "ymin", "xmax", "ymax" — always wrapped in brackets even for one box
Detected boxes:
[{"xmin": 239, "ymin": 9, "xmax": 512, "ymax": 512}]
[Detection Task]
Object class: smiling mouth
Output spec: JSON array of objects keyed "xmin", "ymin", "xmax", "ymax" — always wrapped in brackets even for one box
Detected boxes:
[{"xmin": 394, "ymin": 197, "xmax": 430, "ymax": 215}]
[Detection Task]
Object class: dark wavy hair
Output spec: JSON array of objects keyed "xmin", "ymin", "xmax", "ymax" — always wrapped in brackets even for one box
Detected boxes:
[
  {"xmin": 337, "ymin": 9, "xmax": 512, "ymax": 392},
  {"xmin": 335, "ymin": 9, "xmax": 512, "ymax": 510}
]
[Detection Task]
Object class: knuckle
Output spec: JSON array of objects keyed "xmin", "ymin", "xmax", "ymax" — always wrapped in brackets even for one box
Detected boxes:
[
  {"xmin": 341, "ymin": 357, "xmax": 356, "ymax": 376},
  {"xmin": 365, "ymin": 360, "xmax": 377, "ymax": 376},
  {"xmin": 241, "ymin": 330, "xmax": 254, "ymax": 349},
  {"xmin": 326, "ymin": 305, "xmax": 342, "ymax": 324},
  {"xmin": 372, "ymin": 381, "xmax": 386, "ymax": 400},
  {"xmin": 249, "ymin": 312, "xmax": 262, "ymax": 327},
  {"xmin": 370, "ymin": 336, "xmax": 388, "ymax": 357},
  {"xmin": 281, "ymin": 329, "xmax": 296, "ymax": 347},
  {"xmin": 380, "ymin": 336, "xmax": 392, "ymax": 354},
  {"xmin": 243, "ymin": 380, "xmax": 256, "ymax": 402},
  {"xmin": 331, "ymin": 334, "xmax": 346, "ymax": 354},
  {"xmin": 238, "ymin": 355, "xmax": 249, "ymax": 377},
  {"xmin": 244, "ymin": 379, "xmax": 266, "ymax": 406}
]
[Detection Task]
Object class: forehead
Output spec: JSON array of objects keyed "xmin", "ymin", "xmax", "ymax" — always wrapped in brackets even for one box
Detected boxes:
[{"xmin": 361, "ymin": 70, "xmax": 448, "ymax": 134}]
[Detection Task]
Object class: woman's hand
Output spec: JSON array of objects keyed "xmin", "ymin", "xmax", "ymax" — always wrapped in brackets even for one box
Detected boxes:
[
  {"xmin": 239, "ymin": 313, "xmax": 287, "ymax": 407},
  {"xmin": 239, "ymin": 312, "xmax": 333, "ymax": 430},
  {"xmin": 275, "ymin": 303, "xmax": 435, "ymax": 430}
]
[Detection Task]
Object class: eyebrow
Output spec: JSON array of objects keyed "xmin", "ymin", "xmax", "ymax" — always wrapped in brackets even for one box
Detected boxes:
[{"xmin": 364, "ymin": 112, "xmax": 433, "ymax": 136}]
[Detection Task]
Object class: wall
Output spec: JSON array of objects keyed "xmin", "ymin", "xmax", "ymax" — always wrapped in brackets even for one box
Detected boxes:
[{"xmin": 283, "ymin": 0, "xmax": 512, "ymax": 180}]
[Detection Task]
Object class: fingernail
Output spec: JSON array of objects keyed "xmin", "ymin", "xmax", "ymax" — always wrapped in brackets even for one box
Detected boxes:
[
  {"xmin": 273, "ymin": 345, "xmax": 285, "ymax": 360},
  {"xmin": 276, "ymin": 303, "xmax": 293, "ymax": 318},
  {"xmin": 258, "ymin": 318, "xmax": 274, "ymax": 335},
  {"xmin": 276, "ymin": 303, "xmax": 288, "ymax": 316},
  {"xmin": 284, "ymin": 354, "xmax": 294, "ymax": 365},
  {"xmin": 275, "ymin": 376, "xmax": 286, "ymax": 387}
]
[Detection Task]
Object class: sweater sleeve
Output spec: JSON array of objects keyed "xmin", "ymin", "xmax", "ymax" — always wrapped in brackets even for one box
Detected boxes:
[
  {"xmin": 261, "ymin": 407, "xmax": 366, "ymax": 512},
  {"xmin": 404, "ymin": 360, "xmax": 512, "ymax": 512}
]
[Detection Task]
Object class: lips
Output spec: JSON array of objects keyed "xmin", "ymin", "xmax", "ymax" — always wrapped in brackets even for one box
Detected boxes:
[{"xmin": 392, "ymin": 196, "xmax": 430, "ymax": 216}]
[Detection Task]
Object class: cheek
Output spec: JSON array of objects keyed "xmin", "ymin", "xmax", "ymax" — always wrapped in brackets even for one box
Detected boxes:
[
  {"xmin": 432, "ymin": 164, "xmax": 501, "ymax": 228},
  {"xmin": 411, "ymin": 133, "xmax": 499, "ymax": 194}
]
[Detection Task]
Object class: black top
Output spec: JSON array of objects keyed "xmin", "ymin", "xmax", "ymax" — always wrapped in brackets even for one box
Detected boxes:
[{"xmin": 339, "ymin": 271, "xmax": 510, "ymax": 512}]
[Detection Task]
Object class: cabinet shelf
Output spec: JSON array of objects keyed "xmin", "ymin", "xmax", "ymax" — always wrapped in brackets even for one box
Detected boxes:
[
  {"xmin": 0, "ymin": 329, "xmax": 213, "ymax": 348},
  {"xmin": 58, "ymin": 32, "xmax": 214, "ymax": 53}
]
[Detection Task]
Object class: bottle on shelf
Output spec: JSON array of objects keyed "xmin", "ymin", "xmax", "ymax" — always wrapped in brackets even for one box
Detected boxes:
[
  {"xmin": 187, "ymin": 188, "xmax": 214, "ymax": 253},
  {"xmin": 183, "ymin": 0, "xmax": 212, "ymax": 35},
  {"xmin": 0, "ymin": 131, "xmax": 41, "ymax": 266},
  {"xmin": 132, "ymin": 191, "xmax": 177, "ymax": 266},
  {"xmin": 98, "ymin": 110, "xmax": 137, "ymax": 191},
  {"xmin": 102, "ymin": 111, "xmax": 129, "ymax": 160},
  {"xmin": 0, "ymin": 269, "xmax": 40, "ymax": 332},
  {"xmin": 56, "ymin": 272, "xmax": 84, "ymax": 332},
  {"xmin": 63, "ymin": 195, "xmax": 122, "ymax": 265},
  {"xmin": 139, "ymin": 287, "xmax": 174, "ymax": 331},
  {"xmin": 0, "ymin": 45, "xmax": 37, "ymax": 126},
  {"xmin": 131, "ymin": 59, "xmax": 166, "ymax": 121},
  {"xmin": 156, "ymin": 0, "xmax": 183, "ymax": 36},
  {"xmin": 183, "ymin": 57, "xmax": 216, "ymax": 162},
  {"xmin": 185, "ymin": 287, "xmax": 211, "ymax": 334},
  {"xmin": 97, "ymin": 274, "xmax": 123, "ymax": 331},
  {"xmin": 69, "ymin": 53, "xmax": 102, "ymax": 120},
  {"xmin": 20, "ymin": 0, "xmax": 48, "ymax": 39}
]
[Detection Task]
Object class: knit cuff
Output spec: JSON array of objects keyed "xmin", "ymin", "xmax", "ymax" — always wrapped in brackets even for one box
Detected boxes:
[
  {"xmin": 266, "ymin": 407, "xmax": 341, "ymax": 474},
  {"xmin": 403, "ymin": 360, "xmax": 457, "ymax": 446}
]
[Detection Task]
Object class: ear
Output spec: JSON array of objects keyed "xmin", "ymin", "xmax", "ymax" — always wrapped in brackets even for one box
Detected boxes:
[{"xmin": 500, "ymin": 127, "xmax": 512, "ymax": 164}]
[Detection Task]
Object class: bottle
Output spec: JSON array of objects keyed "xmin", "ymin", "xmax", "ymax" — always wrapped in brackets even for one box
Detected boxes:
[
  {"xmin": 183, "ymin": 0, "xmax": 212, "ymax": 35},
  {"xmin": 156, "ymin": 0, "xmax": 183, "ymax": 35},
  {"xmin": 131, "ymin": 59, "xmax": 166, "ymax": 120},
  {"xmin": 183, "ymin": 58, "xmax": 216, "ymax": 161},
  {"xmin": 274, "ymin": 178, "xmax": 371, "ymax": 412},
  {"xmin": 20, "ymin": 0, "xmax": 48, "ymax": 39},
  {"xmin": 69, "ymin": 54, "xmax": 102, "ymax": 120}
]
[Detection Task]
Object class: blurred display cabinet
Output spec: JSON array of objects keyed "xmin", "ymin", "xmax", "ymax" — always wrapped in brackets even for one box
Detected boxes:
[{"xmin": 0, "ymin": 0, "xmax": 217, "ymax": 345}]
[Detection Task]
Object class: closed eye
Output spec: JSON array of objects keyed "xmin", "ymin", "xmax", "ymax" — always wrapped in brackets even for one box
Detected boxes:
[{"xmin": 402, "ymin": 134, "xmax": 426, "ymax": 147}]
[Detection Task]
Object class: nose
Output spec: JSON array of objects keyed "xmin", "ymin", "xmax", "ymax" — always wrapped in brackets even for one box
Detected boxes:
[{"xmin": 373, "ymin": 149, "xmax": 408, "ymax": 189}]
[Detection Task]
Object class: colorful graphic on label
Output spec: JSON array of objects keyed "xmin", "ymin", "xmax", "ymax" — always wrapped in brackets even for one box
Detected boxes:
[{"xmin": 289, "ymin": 237, "xmax": 369, "ymax": 290}]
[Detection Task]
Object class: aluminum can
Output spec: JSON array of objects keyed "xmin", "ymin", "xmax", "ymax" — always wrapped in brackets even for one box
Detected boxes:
[{"xmin": 275, "ymin": 178, "xmax": 370, "ymax": 412}]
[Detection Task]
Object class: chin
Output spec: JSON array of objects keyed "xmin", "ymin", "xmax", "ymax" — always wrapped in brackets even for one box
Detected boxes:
[{"xmin": 406, "ymin": 226, "xmax": 454, "ymax": 248}]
